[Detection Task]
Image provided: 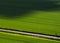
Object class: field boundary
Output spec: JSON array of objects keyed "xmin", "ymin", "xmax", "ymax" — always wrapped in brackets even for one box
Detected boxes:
[{"xmin": 0, "ymin": 28, "xmax": 60, "ymax": 41}]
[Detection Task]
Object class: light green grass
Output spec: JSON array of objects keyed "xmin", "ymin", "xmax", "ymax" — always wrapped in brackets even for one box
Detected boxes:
[
  {"xmin": 0, "ymin": 32, "xmax": 60, "ymax": 43},
  {"xmin": 0, "ymin": 11, "xmax": 60, "ymax": 35}
]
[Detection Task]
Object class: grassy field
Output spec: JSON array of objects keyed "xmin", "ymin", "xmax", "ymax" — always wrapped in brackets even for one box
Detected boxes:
[
  {"xmin": 0, "ymin": 11, "xmax": 60, "ymax": 35},
  {"xmin": 0, "ymin": 32, "xmax": 60, "ymax": 43},
  {"xmin": 0, "ymin": 0, "xmax": 60, "ymax": 43}
]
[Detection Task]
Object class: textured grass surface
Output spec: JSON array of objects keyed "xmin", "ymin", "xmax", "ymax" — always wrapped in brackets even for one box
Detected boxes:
[
  {"xmin": 0, "ymin": 32, "xmax": 60, "ymax": 43},
  {"xmin": 0, "ymin": 11, "xmax": 60, "ymax": 35}
]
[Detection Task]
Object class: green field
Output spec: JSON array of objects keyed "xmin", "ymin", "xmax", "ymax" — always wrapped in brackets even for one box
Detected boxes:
[
  {"xmin": 0, "ymin": 11, "xmax": 60, "ymax": 35},
  {"xmin": 0, "ymin": 0, "xmax": 60, "ymax": 43},
  {"xmin": 0, "ymin": 32, "xmax": 60, "ymax": 43}
]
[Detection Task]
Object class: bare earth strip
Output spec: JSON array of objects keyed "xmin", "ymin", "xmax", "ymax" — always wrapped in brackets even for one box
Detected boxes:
[{"xmin": 0, "ymin": 28, "xmax": 60, "ymax": 41}]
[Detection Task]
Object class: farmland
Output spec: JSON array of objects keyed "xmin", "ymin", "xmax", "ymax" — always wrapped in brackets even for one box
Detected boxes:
[
  {"xmin": 0, "ymin": 0, "xmax": 60, "ymax": 43},
  {"xmin": 0, "ymin": 11, "xmax": 60, "ymax": 35},
  {"xmin": 0, "ymin": 32, "xmax": 60, "ymax": 43}
]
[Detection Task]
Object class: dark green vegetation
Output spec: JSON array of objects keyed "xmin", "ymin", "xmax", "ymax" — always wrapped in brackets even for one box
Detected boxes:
[
  {"xmin": 0, "ymin": 32, "xmax": 60, "ymax": 43},
  {"xmin": 0, "ymin": 0, "xmax": 60, "ymax": 17}
]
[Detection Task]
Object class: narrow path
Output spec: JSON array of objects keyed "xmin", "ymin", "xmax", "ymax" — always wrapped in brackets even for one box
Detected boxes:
[{"xmin": 0, "ymin": 28, "xmax": 60, "ymax": 40}]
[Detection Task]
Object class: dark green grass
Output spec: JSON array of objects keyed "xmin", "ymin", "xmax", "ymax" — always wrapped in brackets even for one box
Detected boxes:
[
  {"xmin": 0, "ymin": 32, "xmax": 60, "ymax": 43},
  {"xmin": 0, "ymin": 11, "xmax": 60, "ymax": 35}
]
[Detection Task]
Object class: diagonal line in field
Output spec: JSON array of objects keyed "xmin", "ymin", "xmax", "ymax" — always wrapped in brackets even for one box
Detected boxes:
[{"xmin": 0, "ymin": 28, "xmax": 60, "ymax": 41}]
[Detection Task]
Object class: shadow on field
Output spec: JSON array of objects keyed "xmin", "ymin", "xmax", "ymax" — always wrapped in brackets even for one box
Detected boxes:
[{"xmin": 0, "ymin": 0, "xmax": 60, "ymax": 17}]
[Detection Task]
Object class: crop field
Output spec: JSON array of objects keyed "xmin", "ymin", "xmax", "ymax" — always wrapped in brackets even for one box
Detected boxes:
[
  {"xmin": 0, "ymin": 11, "xmax": 60, "ymax": 35},
  {"xmin": 0, "ymin": 0, "xmax": 60, "ymax": 43},
  {"xmin": 0, "ymin": 32, "xmax": 60, "ymax": 43}
]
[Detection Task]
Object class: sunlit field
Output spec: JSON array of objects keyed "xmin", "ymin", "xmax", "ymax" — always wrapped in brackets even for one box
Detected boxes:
[
  {"xmin": 0, "ymin": 11, "xmax": 60, "ymax": 35},
  {"xmin": 0, "ymin": 0, "xmax": 60, "ymax": 43},
  {"xmin": 0, "ymin": 32, "xmax": 60, "ymax": 43}
]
